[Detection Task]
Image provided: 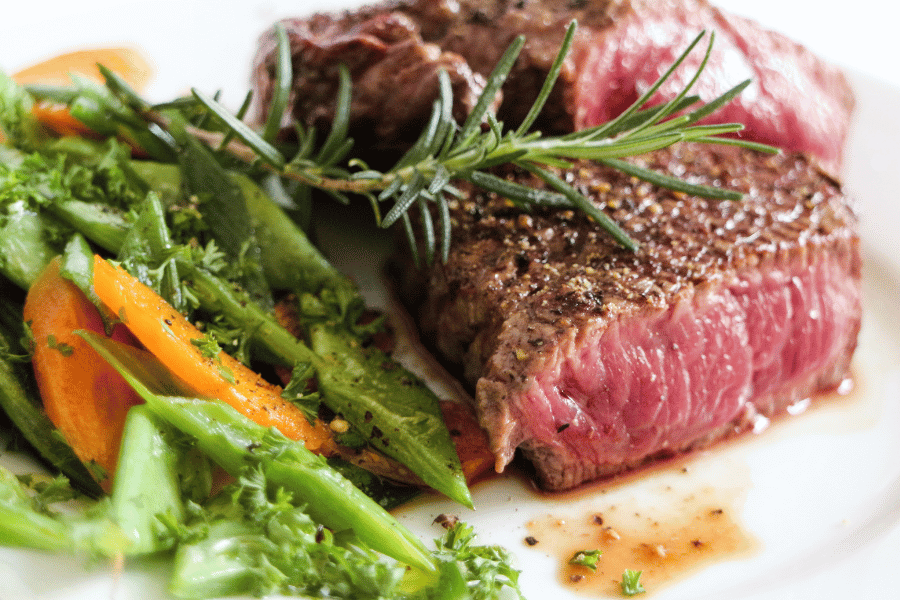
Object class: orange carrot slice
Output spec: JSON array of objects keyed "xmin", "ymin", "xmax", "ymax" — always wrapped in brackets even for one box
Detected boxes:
[
  {"xmin": 440, "ymin": 400, "xmax": 495, "ymax": 484},
  {"xmin": 28, "ymin": 104, "xmax": 96, "ymax": 139},
  {"xmin": 90, "ymin": 255, "xmax": 335, "ymax": 453},
  {"xmin": 24, "ymin": 257, "xmax": 143, "ymax": 492},
  {"xmin": 13, "ymin": 47, "xmax": 153, "ymax": 90}
]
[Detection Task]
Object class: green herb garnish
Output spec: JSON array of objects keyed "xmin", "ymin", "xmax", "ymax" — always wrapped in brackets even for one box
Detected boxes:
[
  {"xmin": 621, "ymin": 568, "xmax": 646, "ymax": 596},
  {"xmin": 569, "ymin": 548, "xmax": 603, "ymax": 571}
]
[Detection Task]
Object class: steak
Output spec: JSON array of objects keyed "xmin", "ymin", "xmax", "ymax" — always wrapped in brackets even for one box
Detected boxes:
[
  {"xmin": 254, "ymin": 0, "xmax": 854, "ymax": 172},
  {"xmin": 252, "ymin": 7, "xmax": 494, "ymax": 148},
  {"xmin": 397, "ymin": 143, "xmax": 860, "ymax": 490}
]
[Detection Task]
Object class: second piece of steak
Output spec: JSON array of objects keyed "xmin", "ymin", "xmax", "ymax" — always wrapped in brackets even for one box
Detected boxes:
[
  {"xmin": 401, "ymin": 143, "xmax": 860, "ymax": 491},
  {"xmin": 255, "ymin": 0, "xmax": 855, "ymax": 172}
]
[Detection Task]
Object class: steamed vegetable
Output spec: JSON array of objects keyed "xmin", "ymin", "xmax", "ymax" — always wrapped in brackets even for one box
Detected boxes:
[
  {"xmin": 90, "ymin": 253, "xmax": 335, "ymax": 451},
  {"xmin": 108, "ymin": 403, "xmax": 186, "ymax": 555},
  {"xmin": 0, "ymin": 82, "xmax": 474, "ymax": 506},
  {"xmin": 23, "ymin": 254, "xmax": 143, "ymax": 491},
  {"xmin": 79, "ymin": 328, "xmax": 438, "ymax": 574},
  {"xmin": 0, "ymin": 294, "xmax": 102, "ymax": 495}
]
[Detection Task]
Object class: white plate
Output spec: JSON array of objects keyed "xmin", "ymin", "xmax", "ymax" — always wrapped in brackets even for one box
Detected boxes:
[{"xmin": 1, "ymin": 2, "xmax": 899, "ymax": 599}]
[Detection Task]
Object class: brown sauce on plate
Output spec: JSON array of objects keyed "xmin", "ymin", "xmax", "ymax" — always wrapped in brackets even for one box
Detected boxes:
[{"xmin": 525, "ymin": 486, "xmax": 757, "ymax": 596}]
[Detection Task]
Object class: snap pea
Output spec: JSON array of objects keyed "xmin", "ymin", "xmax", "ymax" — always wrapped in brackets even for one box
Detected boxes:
[{"xmin": 108, "ymin": 404, "xmax": 185, "ymax": 555}]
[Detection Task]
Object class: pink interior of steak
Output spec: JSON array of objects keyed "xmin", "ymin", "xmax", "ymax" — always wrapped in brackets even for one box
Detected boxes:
[
  {"xmin": 572, "ymin": 0, "xmax": 855, "ymax": 174},
  {"xmin": 493, "ymin": 248, "xmax": 860, "ymax": 490}
]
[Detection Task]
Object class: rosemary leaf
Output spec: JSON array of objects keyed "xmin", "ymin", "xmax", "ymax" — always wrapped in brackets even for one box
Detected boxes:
[
  {"xmin": 429, "ymin": 70, "xmax": 456, "ymax": 158},
  {"xmin": 466, "ymin": 171, "xmax": 570, "ymax": 209},
  {"xmin": 428, "ymin": 164, "xmax": 452, "ymax": 196},
  {"xmin": 516, "ymin": 20, "xmax": 577, "ymax": 136},
  {"xmin": 680, "ymin": 123, "xmax": 746, "ymax": 138},
  {"xmin": 437, "ymin": 194, "xmax": 452, "ymax": 264},
  {"xmin": 394, "ymin": 98, "xmax": 443, "ymax": 172},
  {"xmin": 600, "ymin": 157, "xmax": 742, "ymax": 200},
  {"xmin": 590, "ymin": 30, "xmax": 708, "ymax": 141},
  {"xmin": 457, "ymin": 35, "xmax": 525, "ymax": 144},
  {"xmin": 320, "ymin": 137, "xmax": 355, "ymax": 169},
  {"xmin": 349, "ymin": 170, "xmax": 385, "ymax": 180},
  {"xmin": 378, "ymin": 175, "xmax": 405, "ymax": 202},
  {"xmin": 417, "ymin": 196, "xmax": 436, "ymax": 265},
  {"xmin": 382, "ymin": 171, "xmax": 426, "ymax": 228},
  {"xmin": 401, "ymin": 211, "xmax": 420, "ymax": 269},
  {"xmin": 316, "ymin": 65, "xmax": 353, "ymax": 166},
  {"xmin": 693, "ymin": 136, "xmax": 779, "ymax": 153},
  {"xmin": 292, "ymin": 122, "xmax": 317, "ymax": 161},
  {"xmin": 629, "ymin": 30, "xmax": 716, "ymax": 136},
  {"xmin": 262, "ymin": 22, "xmax": 292, "ymax": 143},
  {"xmin": 682, "ymin": 79, "xmax": 752, "ymax": 126},
  {"xmin": 469, "ymin": 148, "xmax": 529, "ymax": 171},
  {"xmin": 523, "ymin": 163, "xmax": 639, "ymax": 251},
  {"xmin": 549, "ymin": 132, "xmax": 685, "ymax": 161},
  {"xmin": 191, "ymin": 88, "xmax": 285, "ymax": 169},
  {"xmin": 219, "ymin": 91, "xmax": 254, "ymax": 151}
]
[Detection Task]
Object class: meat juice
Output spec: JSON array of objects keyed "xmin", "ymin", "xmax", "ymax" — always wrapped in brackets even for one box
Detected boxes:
[{"xmin": 524, "ymin": 486, "xmax": 755, "ymax": 596}]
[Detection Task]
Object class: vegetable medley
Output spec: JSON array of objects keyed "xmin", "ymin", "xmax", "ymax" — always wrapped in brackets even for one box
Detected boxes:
[{"xmin": 0, "ymin": 50, "xmax": 515, "ymax": 599}]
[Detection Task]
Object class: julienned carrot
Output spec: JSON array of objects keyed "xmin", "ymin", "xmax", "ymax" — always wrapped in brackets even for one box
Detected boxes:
[
  {"xmin": 89, "ymin": 256, "xmax": 335, "ymax": 454},
  {"xmin": 24, "ymin": 257, "xmax": 143, "ymax": 492}
]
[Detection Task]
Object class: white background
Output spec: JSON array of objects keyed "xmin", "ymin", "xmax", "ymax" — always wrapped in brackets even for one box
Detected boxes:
[{"xmin": 0, "ymin": 1, "xmax": 897, "ymax": 103}]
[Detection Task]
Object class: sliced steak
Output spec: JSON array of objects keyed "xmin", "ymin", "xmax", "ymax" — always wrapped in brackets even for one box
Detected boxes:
[
  {"xmin": 254, "ymin": 0, "xmax": 854, "ymax": 171},
  {"xmin": 399, "ymin": 143, "xmax": 860, "ymax": 490}
]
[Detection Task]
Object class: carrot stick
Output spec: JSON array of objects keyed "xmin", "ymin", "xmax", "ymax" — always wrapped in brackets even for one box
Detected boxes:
[
  {"xmin": 90, "ymin": 255, "xmax": 335, "ymax": 454},
  {"xmin": 24, "ymin": 257, "xmax": 143, "ymax": 492}
]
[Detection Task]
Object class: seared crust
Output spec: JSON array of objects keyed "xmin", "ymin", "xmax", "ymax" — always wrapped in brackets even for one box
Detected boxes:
[
  {"xmin": 253, "ymin": 0, "xmax": 631, "ymax": 143},
  {"xmin": 420, "ymin": 144, "xmax": 857, "ymax": 377}
]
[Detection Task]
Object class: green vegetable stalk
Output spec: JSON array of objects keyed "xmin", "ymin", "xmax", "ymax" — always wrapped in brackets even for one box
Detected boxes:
[
  {"xmin": 0, "ymin": 468, "xmax": 75, "ymax": 552},
  {"xmin": 145, "ymin": 394, "xmax": 438, "ymax": 574},
  {"xmin": 108, "ymin": 404, "xmax": 185, "ymax": 555},
  {"xmin": 0, "ymin": 466, "xmax": 126, "ymax": 556}
]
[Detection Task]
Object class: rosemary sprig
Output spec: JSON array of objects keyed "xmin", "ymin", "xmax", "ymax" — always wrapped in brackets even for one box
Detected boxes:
[
  {"xmin": 188, "ymin": 23, "xmax": 774, "ymax": 260},
  {"xmin": 28, "ymin": 22, "xmax": 777, "ymax": 262}
]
